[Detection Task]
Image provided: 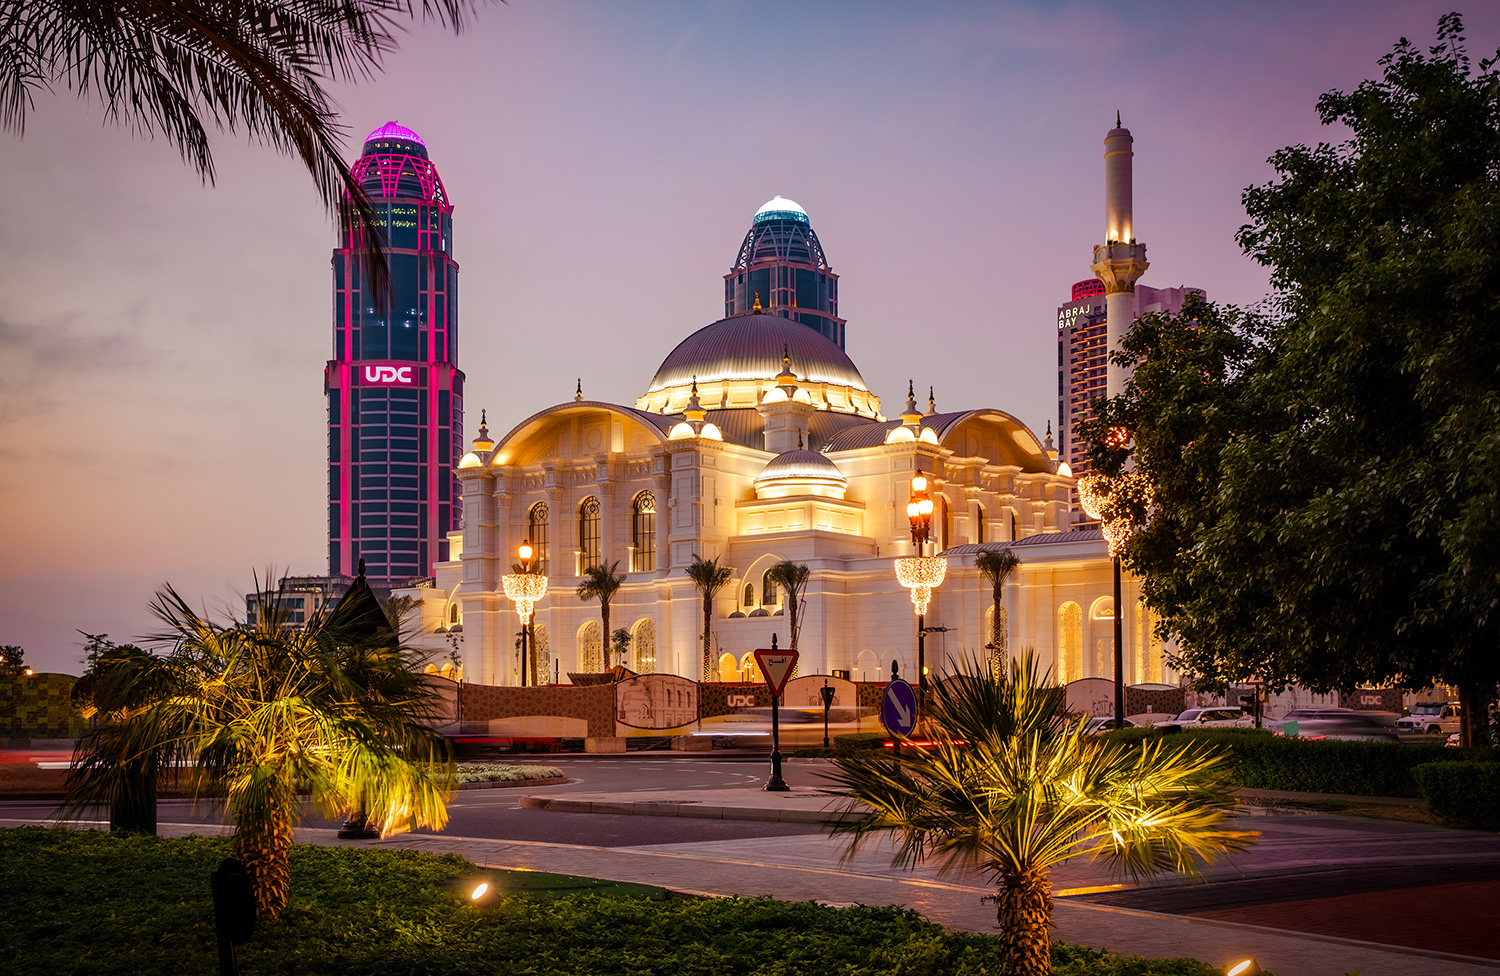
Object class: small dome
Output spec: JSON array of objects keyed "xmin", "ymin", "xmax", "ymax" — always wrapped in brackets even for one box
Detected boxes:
[
  {"xmin": 365, "ymin": 120, "xmax": 425, "ymax": 146},
  {"xmin": 754, "ymin": 449, "xmax": 848, "ymax": 500},
  {"xmin": 647, "ymin": 314, "xmax": 868, "ymax": 394},
  {"xmin": 361, "ymin": 121, "xmax": 429, "ymax": 160},
  {"xmin": 754, "ymin": 195, "xmax": 809, "ymax": 225}
]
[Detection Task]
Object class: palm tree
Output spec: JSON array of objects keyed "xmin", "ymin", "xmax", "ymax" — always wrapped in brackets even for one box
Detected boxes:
[
  {"xmin": 65, "ymin": 580, "xmax": 454, "ymax": 920},
  {"xmin": 576, "ymin": 561, "xmax": 626, "ymax": 672},
  {"xmin": 2, "ymin": 0, "xmax": 479, "ymax": 289},
  {"xmin": 828, "ymin": 651, "xmax": 1254, "ymax": 976},
  {"xmin": 685, "ymin": 555, "xmax": 732, "ymax": 682},
  {"xmin": 976, "ymin": 549, "xmax": 1021, "ymax": 678},
  {"xmin": 766, "ymin": 561, "xmax": 810, "ymax": 651}
]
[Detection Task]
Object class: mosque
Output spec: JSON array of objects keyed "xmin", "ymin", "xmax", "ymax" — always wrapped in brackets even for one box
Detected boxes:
[{"xmin": 398, "ymin": 130, "xmax": 1177, "ymax": 705}]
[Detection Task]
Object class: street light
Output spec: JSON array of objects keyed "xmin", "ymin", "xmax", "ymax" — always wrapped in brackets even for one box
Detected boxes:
[
  {"xmin": 894, "ymin": 468, "xmax": 947, "ymax": 713},
  {"xmin": 502, "ymin": 543, "xmax": 548, "ymax": 686}
]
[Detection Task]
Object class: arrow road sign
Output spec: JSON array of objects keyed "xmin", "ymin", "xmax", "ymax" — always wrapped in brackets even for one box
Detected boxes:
[
  {"xmin": 753, "ymin": 648, "xmax": 800, "ymax": 697},
  {"xmin": 880, "ymin": 679, "xmax": 918, "ymax": 737}
]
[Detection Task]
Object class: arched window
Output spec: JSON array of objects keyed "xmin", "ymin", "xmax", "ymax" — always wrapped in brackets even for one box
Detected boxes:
[
  {"xmin": 631, "ymin": 491, "xmax": 656, "ymax": 572},
  {"xmin": 1090, "ymin": 597, "xmax": 1115, "ymax": 680},
  {"xmin": 579, "ymin": 620, "xmax": 602, "ymax": 672},
  {"xmin": 1136, "ymin": 600, "xmax": 1162, "ymax": 684},
  {"xmin": 449, "ymin": 603, "xmax": 460, "ymax": 625},
  {"xmin": 762, "ymin": 570, "xmax": 778, "ymax": 607},
  {"xmin": 739, "ymin": 652, "xmax": 762, "ymax": 683},
  {"xmin": 1058, "ymin": 602, "xmax": 1082, "ymax": 684},
  {"xmin": 633, "ymin": 619, "xmax": 657, "ymax": 674},
  {"xmin": 743, "ymin": 583, "xmax": 755, "ymax": 608},
  {"xmin": 527, "ymin": 502, "xmax": 550, "ymax": 575},
  {"xmin": 975, "ymin": 502, "xmax": 986, "ymax": 544},
  {"xmin": 578, "ymin": 496, "xmax": 601, "ymax": 572},
  {"xmin": 534, "ymin": 624, "xmax": 551, "ymax": 684}
]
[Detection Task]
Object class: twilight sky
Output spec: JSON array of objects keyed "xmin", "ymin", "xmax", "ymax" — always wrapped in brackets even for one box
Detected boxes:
[{"xmin": 2, "ymin": 1, "xmax": 1493, "ymax": 673}]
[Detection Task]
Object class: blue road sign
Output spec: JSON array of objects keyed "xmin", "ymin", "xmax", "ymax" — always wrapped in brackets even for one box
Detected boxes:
[{"xmin": 880, "ymin": 679, "xmax": 918, "ymax": 737}]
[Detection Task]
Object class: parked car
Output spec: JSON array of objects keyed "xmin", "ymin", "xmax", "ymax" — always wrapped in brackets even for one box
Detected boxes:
[
  {"xmin": 1396, "ymin": 702, "xmax": 1462, "ymax": 736},
  {"xmin": 1154, "ymin": 707, "xmax": 1254, "ymax": 731},
  {"xmin": 1083, "ymin": 716, "xmax": 1140, "ymax": 734}
]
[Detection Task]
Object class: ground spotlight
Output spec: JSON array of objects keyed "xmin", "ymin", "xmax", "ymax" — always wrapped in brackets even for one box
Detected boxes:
[
  {"xmin": 1225, "ymin": 959, "xmax": 1260, "ymax": 976},
  {"xmin": 468, "ymin": 878, "xmax": 500, "ymax": 907}
]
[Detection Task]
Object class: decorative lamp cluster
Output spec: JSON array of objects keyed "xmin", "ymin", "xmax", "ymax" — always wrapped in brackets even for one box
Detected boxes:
[
  {"xmin": 906, "ymin": 469, "xmax": 934, "ymax": 546},
  {"xmin": 894, "ymin": 555, "xmax": 947, "ymax": 615},
  {"xmin": 896, "ymin": 468, "xmax": 946, "ymax": 615},
  {"xmin": 1077, "ymin": 472, "xmax": 1155, "ymax": 556},
  {"xmin": 502, "ymin": 543, "xmax": 548, "ymax": 623}
]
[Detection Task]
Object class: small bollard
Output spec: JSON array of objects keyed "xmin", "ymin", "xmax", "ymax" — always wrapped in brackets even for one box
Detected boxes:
[{"xmin": 210, "ymin": 857, "xmax": 256, "ymax": 976}]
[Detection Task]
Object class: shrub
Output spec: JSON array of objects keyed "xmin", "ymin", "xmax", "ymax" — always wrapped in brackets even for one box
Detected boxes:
[
  {"xmin": 832, "ymin": 731, "xmax": 889, "ymax": 756},
  {"xmin": 454, "ymin": 762, "xmax": 564, "ymax": 784},
  {"xmin": 1413, "ymin": 762, "xmax": 1500, "ymax": 830},
  {"xmin": 1099, "ymin": 728, "xmax": 1499, "ymax": 797}
]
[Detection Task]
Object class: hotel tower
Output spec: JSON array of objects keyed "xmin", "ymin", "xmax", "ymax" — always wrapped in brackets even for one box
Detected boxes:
[{"xmin": 325, "ymin": 122, "xmax": 464, "ymax": 582}]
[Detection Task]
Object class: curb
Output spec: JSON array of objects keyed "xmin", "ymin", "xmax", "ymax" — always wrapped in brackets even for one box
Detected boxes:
[{"xmin": 518, "ymin": 795, "xmax": 863, "ymax": 824}]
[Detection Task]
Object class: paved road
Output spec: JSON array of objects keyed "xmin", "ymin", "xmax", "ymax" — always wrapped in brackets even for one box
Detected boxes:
[{"xmin": 0, "ymin": 755, "xmax": 834, "ymax": 847}]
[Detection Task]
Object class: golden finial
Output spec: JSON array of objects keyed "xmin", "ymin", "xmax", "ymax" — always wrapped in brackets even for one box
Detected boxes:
[{"xmin": 752, "ymin": 292, "xmax": 763, "ymax": 313}]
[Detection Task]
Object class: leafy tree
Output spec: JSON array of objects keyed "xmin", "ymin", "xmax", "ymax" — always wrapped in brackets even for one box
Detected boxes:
[
  {"xmin": 1085, "ymin": 14, "xmax": 1500, "ymax": 745},
  {"xmin": 975, "ymin": 550, "xmax": 1021, "ymax": 678},
  {"xmin": 611, "ymin": 627, "xmax": 632, "ymax": 669},
  {"xmin": 65, "ymin": 582, "xmax": 453, "ymax": 919},
  {"xmin": 576, "ymin": 561, "xmax": 626, "ymax": 671},
  {"xmin": 1, "ymin": 0, "xmax": 480, "ymax": 287},
  {"xmin": 0, "ymin": 644, "xmax": 24, "ymax": 677},
  {"xmin": 829, "ymin": 651, "xmax": 1253, "ymax": 976},
  {"xmin": 766, "ymin": 561, "xmax": 810, "ymax": 651},
  {"xmin": 685, "ymin": 555, "xmax": 732, "ymax": 682}
]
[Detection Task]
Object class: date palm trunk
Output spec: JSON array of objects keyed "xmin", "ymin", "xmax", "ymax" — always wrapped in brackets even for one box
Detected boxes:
[
  {"xmin": 701, "ymin": 595, "xmax": 713, "ymax": 682},
  {"xmin": 234, "ymin": 792, "xmax": 296, "ymax": 920},
  {"xmin": 996, "ymin": 868, "xmax": 1052, "ymax": 976}
]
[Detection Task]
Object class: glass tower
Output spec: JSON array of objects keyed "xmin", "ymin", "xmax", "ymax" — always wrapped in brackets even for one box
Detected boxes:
[
  {"xmin": 724, "ymin": 196, "xmax": 846, "ymax": 349},
  {"xmin": 325, "ymin": 121, "xmax": 463, "ymax": 583}
]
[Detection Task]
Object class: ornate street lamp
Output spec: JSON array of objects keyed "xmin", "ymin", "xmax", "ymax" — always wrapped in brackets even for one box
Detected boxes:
[
  {"xmin": 1077, "ymin": 472, "xmax": 1153, "ymax": 729},
  {"xmin": 894, "ymin": 469, "xmax": 947, "ymax": 711},
  {"xmin": 503, "ymin": 542, "xmax": 548, "ymax": 686}
]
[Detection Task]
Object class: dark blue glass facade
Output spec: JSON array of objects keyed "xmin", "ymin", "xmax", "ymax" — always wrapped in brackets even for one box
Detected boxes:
[{"xmin": 325, "ymin": 123, "xmax": 463, "ymax": 583}]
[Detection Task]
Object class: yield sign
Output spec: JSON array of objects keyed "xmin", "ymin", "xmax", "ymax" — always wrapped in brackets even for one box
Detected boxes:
[{"xmin": 753, "ymin": 647, "xmax": 799, "ymax": 698}]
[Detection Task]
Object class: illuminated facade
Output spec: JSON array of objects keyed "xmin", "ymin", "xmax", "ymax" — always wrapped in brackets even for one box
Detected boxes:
[
  {"xmin": 724, "ymin": 196, "xmax": 846, "ymax": 349},
  {"xmin": 394, "ymin": 196, "xmax": 1174, "ymax": 697},
  {"xmin": 325, "ymin": 122, "xmax": 465, "ymax": 583}
]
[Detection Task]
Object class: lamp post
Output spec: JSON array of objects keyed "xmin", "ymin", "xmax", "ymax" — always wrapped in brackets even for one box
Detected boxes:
[
  {"xmin": 1077, "ymin": 473, "xmax": 1151, "ymax": 730},
  {"xmin": 894, "ymin": 469, "xmax": 946, "ymax": 714},
  {"xmin": 502, "ymin": 543, "xmax": 548, "ymax": 687}
]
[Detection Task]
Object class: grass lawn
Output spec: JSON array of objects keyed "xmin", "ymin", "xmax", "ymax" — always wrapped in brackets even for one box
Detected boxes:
[{"xmin": 0, "ymin": 827, "xmax": 1229, "ymax": 976}]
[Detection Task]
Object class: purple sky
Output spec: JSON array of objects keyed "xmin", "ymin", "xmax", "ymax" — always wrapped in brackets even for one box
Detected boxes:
[{"xmin": 3, "ymin": 2, "xmax": 1493, "ymax": 674}]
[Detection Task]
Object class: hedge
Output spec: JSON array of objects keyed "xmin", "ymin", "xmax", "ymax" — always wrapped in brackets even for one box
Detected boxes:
[
  {"xmin": 1100, "ymin": 728, "xmax": 1500, "ymax": 797},
  {"xmin": 1413, "ymin": 762, "xmax": 1500, "ymax": 830}
]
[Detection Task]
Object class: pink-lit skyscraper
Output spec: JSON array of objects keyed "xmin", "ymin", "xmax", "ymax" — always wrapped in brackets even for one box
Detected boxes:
[{"xmin": 325, "ymin": 122, "xmax": 463, "ymax": 582}]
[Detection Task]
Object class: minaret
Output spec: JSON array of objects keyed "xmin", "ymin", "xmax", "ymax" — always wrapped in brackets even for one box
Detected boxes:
[{"xmin": 1090, "ymin": 115, "xmax": 1150, "ymax": 398}]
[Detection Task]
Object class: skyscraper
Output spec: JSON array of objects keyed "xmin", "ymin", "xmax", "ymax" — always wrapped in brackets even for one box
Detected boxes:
[
  {"xmin": 325, "ymin": 122, "xmax": 463, "ymax": 583},
  {"xmin": 723, "ymin": 196, "xmax": 846, "ymax": 349}
]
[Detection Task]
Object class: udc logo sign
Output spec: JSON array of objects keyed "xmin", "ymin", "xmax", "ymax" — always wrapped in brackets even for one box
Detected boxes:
[
  {"xmin": 726, "ymin": 694, "xmax": 755, "ymax": 708},
  {"xmin": 363, "ymin": 364, "xmax": 414, "ymax": 385}
]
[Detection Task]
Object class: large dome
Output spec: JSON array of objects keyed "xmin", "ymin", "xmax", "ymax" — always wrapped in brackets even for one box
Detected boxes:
[{"xmin": 647, "ymin": 314, "xmax": 868, "ymax": 394}]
